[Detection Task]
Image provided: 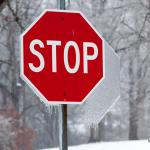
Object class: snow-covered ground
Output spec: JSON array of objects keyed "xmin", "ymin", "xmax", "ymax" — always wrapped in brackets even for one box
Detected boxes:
[{"xmin": 41, "ymin": 140, "xmax": 150, "ymax": 150}]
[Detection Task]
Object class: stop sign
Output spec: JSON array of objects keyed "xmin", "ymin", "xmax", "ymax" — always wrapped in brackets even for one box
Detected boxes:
[{"xmin": 21, "ymin": 10, "xmax": 104, "ymax": 104}]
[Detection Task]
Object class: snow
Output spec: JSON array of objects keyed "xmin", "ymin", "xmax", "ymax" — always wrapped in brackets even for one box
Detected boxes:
[{"xmin": 41, "ymin": 140, "xmax": 150, "ymax": 150}]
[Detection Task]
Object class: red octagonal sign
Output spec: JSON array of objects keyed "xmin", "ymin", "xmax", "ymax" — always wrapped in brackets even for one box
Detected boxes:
[{"xmin": 21, "ymin": 10, "xmax": 104, "ymax": 104}]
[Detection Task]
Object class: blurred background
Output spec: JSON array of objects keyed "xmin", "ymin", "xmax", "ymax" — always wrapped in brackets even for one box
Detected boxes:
[{"xmin": 0, "ymin": 0, "xmax": 150, "ymax": 149}]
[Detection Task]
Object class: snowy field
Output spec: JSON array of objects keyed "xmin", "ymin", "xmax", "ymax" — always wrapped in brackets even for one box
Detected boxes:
[{"xmin": 41, "ymin": 140, "xmax": 150, "ymax": 150}]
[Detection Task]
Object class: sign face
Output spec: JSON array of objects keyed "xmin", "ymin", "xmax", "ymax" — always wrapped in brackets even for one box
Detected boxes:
[{"xmin": 21, "ymin": 10, "xmax": 104, "ymax": 104}]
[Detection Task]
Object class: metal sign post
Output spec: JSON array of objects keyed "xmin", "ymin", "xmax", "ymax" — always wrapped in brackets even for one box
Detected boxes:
[
  {"xmin": 58, "ymin": 2, "xmax": 68, "ymax": 150},
  {"xmin": 58, "ymin": 0, "xmax": 65, "ymax": 9},
  {"xmin": 59, "ymin": 104, "xmax": 68, "ymax": 150}
]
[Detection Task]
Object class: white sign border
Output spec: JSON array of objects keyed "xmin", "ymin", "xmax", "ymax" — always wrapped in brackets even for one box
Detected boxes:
[{"xmin": 20, "ymin": 9, "xmax": 106, "ymax": 105}]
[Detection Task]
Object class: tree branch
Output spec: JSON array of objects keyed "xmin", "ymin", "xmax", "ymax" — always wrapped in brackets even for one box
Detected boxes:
[
  {"xmin": 0, "ymin": 0, "xmax": 7, "ymax": 12},
  {"xmin": 7, "ymin": 0, "xmax": 25, "ymax": 31}
]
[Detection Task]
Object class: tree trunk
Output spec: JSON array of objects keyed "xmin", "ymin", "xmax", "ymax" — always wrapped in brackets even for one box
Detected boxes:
[
  {"xmin": 129, "ymin": 100, "xmax": 138, "ymax": 140},
  {"xmin": 88, "ymin": 119, "xmax": 105, "ymax": 143},
  {"xmin": 98, "ymin": 119, "xmax": 105, "ymax": 141},
  {"xmin": 88, "ymin": 127, "xmax": 96, "ymax": 143},
  {"xmin": 128, "ymin": 59, "xmax": 138, "ymax": 140}
]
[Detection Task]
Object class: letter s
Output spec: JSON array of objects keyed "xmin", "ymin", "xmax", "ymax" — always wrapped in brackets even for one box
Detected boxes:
[{"xmin": 28, "ymin": 39, "xmax": 45, "ymax": 72}]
